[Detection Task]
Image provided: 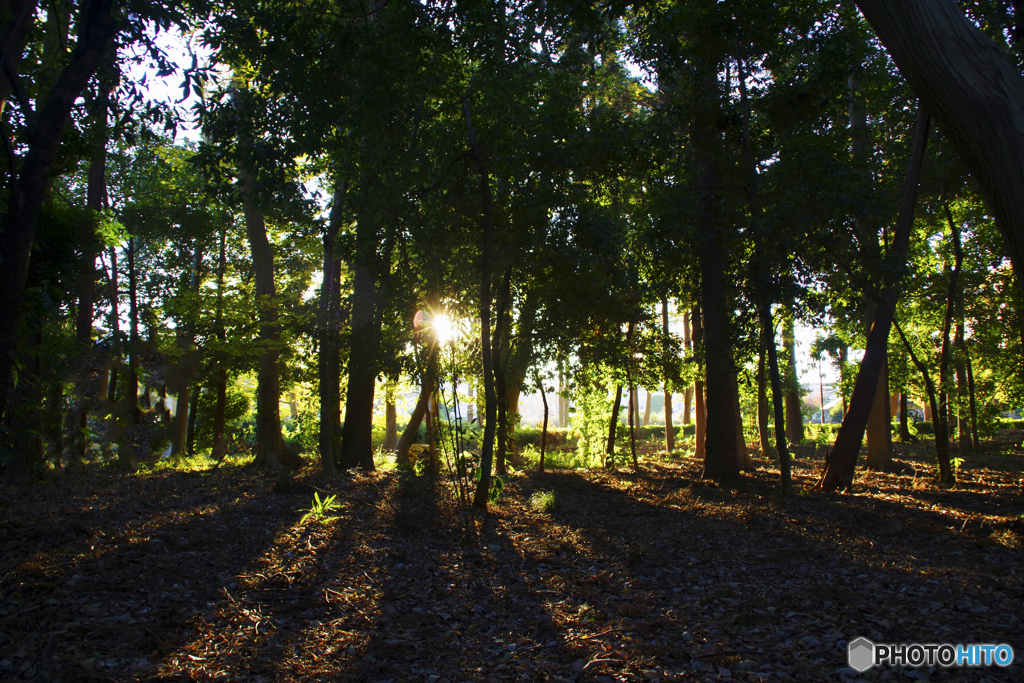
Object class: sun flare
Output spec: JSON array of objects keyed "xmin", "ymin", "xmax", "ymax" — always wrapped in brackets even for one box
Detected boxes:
[{"xmin": 433, "ymin": 313, "xmax": 455, "ymax": 343}]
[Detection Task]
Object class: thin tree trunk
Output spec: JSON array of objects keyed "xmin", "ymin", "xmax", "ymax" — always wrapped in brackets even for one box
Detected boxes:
[
  {"xmin": 465, "ymin": 96, "xmax": 499, "ymax": 509},
  {"xmin": 894, "ymin": 319, "xmax": 952, "ymax": 482},
  {"xmin": 934, "ymin": 202, "xmax": 965, "ymax": 483},
  {"xmin": 692, "ymin": 307, "xmax": 706, "ymax": 461},
  {"xmin": 966, "ymin": 351, "xmax": 980, "ymax": 450},
  {"xmin": 757, "ymin": 347, "xmax": 773, "ymax": 456},
  {"xmin": 628, "ymin": 382, "xmax": 639, "ymax": 469},
  {"xmin": 815, "ymin": 105, "xmax": 930, "ymax": 491},
  {"xmin": 682, "ymin": 309, "xmax": 693, "ymax": 425},
  {"xmin": 763, "ymin": 302, "xmax": 793, "ymax": 496},
  {"xmin": 607, "ymin": 384, "xmax": 623, "ymax": 468},
  {"xmin": 663, "ymin": 298, "xmax": 675, "ymax": 452},
  {"xmin": 212, "ymin": 227, "xmax": 228, "ymax": 462},
  {"xmin": 537, "ymin": 370, "xmax": 548, "ymax": 472},
  {"xmin": 186, "ymin": 387, "xmax": 199, "ymax": 457},
  {"xmin": 782, "ymin": 308, "xmax": 804, "ymax": 445},
  {"xmin": 492, "ymin": 271, "xmax": 512, "ymax": 476},
  {"xmin": 383, "ymin": 379, "xmax": 398, "ymax": 450}
]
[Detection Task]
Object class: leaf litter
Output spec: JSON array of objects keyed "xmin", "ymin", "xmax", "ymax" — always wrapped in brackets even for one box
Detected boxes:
[{"xmin": 1, "ymin": 430, "xmax": 1023, "ymax": 682}]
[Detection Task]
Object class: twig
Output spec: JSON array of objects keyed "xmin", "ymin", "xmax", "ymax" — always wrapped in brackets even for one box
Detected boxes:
[
  {"xmin": 691, "ymin": 649, "xmax": 762, "ymax": 659},
  {"xmin": 567, "ymin": 627, "xmax": 629, "ymax": 642}
]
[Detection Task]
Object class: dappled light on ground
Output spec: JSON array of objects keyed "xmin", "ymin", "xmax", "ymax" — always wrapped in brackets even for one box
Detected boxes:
[{"xmin": 2, "ymin": 432, "xmax": 1023, "ymax": 681}]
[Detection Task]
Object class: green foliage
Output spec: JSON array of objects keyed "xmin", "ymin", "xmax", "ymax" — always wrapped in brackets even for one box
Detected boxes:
[
  {"xmin": 530, "ymin": 490, "xmax": 556, "ymax": 513},
  {"xmin": 299, "ymin": 492, "xmax": 343, "ymax": 525},
  {"xmin": 568, "ymin": 369, "xmax": 615, "ymax": 467},
  {"xmin": 915, "ymin": 421, "xmax": 935, "ymax": 435}
]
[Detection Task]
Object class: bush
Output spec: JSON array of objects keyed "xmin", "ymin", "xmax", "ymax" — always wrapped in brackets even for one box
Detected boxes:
[
  {"xmin": 915, "ymin": 420, "xmax": 934, "ymax": 435},
  {"xmin": 530, "ymin": 490, "xmax": 556, "ymax": 513}
]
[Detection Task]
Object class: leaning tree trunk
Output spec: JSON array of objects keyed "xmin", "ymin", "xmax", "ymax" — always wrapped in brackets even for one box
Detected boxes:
[
  {"xmin": 894, "ymin": 320, "xmax": 953, "ymax": 483},
  {"xmin": 815, "ymin": 106, "xmax": 930, "ymax": 491},
  {"xmin": 0, "ymin": 0, "xmax": 118, "ymax": 421},
  {"xmin": 396, "ymin": 341, "xmax": 437, "ymax": 465},
  {"xmin": 606, "ymin": 384, "xmax": 624, "ymax": 468},
  {"xmin": 851, "ymin": 70, "xmax": 893, "ymax": 471},
  {"xmin": 239, "ymin": 168, "xmax": 300, "ymax": 471},
  {"xmin": 856, "ymin": 0, "xmax": 1024, "ymax": 300}
]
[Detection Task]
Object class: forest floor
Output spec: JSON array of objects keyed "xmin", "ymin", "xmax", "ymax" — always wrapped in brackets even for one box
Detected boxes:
[{"xmin": 3, "ymin": 430, "xmax": 1024, "ymax": 683}]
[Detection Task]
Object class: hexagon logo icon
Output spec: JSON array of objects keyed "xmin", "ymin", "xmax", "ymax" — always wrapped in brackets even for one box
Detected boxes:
[{"xmin": 848, "ymin": 636, "xmax": 875, "ymax": 672}]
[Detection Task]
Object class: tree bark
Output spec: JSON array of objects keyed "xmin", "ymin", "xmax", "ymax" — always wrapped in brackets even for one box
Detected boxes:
[
  {"xmin": 894, "ymin": 319, "xmax": 952, "ymax": 482},
  {"xmin": 757, "ymin": 346, "xmax": 773, "ymax": 456},
  {"xmin": 856, "ymin": 0, "xmax": 1024, "ymax": 299},
  {"xmin": 815, "ymin": 106, "xmax": 930, "ymax": 491},
  {"xmin": 337, "ymin": 204, "xmax": 384, "ymax": 471},
  {"xmin": 537, "ymin": 370, "xmax": 548, "ymax": 472},
  {"xmin": 239, "ymin": 168, "xmax": 300, "ymax": 471},
  {"xmin": 318, "ymin": 179, "xmax": 345, "ymax": 474}
]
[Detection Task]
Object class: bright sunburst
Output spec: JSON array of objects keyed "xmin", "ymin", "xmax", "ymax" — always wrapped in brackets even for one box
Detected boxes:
[{"xmin": 433, "ymin": 313, "xmax": 455, "ymax": 343}]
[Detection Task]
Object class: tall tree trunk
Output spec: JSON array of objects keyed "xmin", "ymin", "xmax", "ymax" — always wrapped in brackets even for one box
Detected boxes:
[
  {"xmin": 172, "ymin": 245, "xmax": 203, "ymax": 458},
  {"xmin": 815, "ymin": 106, "xmax": 930, "ymax": 491},
  {"xmin": 782, "ymin": 308, "xmax": 804, "ymax": 445},
  {"xmin": 628, "ymin": 382, "xmax": 639, "ymax": 469},
  {"xmin": 558, "ymin": 357, "xmax": 567, "ymax": 429},
  {"xmin": 121, "ymin": 236, "xmax": 141, "ymax": 472},
  {"xmin": 966, "ymin": 352, "xmax": 980, "ymax": 450},
  {"xmin": 683, "ymin": 309, "xmax": 693, "ymax": 425},
  {"xmin": 894, "ymin": 320, "xmax": 952, "ymax": 482},
  {"xmin": 338, "ymin": 213, "xmax": 383, "ymax": 471},
  {"xmin": 606, "ymin": 384, "xmax": 623, "ymax": 468},
  {"xmin": 537, "ymin": 370, "xmax": 548, "ymax": 472},
  {"xmin": 692, "ymin": 307, "xmax": 706, "ymax": 461},
  {"xmin": 0, "ymin": 0, "xmax": 118, "ymax": 419},
  {"xmin": 856, "ymin": 0, "xmax": 1024, "ymax": 298},
  {"xmin": 465, "ymin": 97, "xmax": 500, "ymax": 509},
  {"xmin": 642, "ymin": 389, "xmax": 651, "ymax": 426},
  {"xmin": 693, "ymin": 58, "xmax": 739, "ymax": 483},
  {"xmin": 757, "ymin": 347, "xmax": 773, "ymax": 456},
  {"xmin": 662, "ymin": 298, "xmax": 675, "ymax": 452},
  {"xmin": 212, "ymin": 227, "xmax": 228, "ymax": 463},
  {"xmin": 492, "ymin": 272, "xmax": 512, "ymax": 476},
  {"xmin": 933, "ymin": 203, "xmax": 965, "ymax": 483},
  {"xmin": 318, "ymin": 179, "xmax": 345, "ymax": 474},
  {"xmin": 239, "ymin": 168, "xmax": 299, "ymax": 471},
  {"xmin": 763, "ymin": 302, "xmax": 793, "ymax": 496},
  {"xmin": 900, "ymin": 392, "xmax": 912, "ymax": 441},
  {"xmin": 186, "ymin": 387, "xmax": 199, "ymax": 457}
]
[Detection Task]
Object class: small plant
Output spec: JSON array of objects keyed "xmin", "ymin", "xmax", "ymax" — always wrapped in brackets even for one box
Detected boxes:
[
  {"xmin": 530, "ymin": 489, "xmax": 556, "ymax": 513},
  {"xmin": 299, "ymin": 492, "xmax": 343, "ymax": 525},
  {"xmin": 952, "ymin": 456, "xmax": 965, "ymax": 477}
]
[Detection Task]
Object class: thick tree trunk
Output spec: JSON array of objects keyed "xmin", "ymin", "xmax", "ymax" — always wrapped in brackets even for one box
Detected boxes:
[
  {"xmin": 186, "ymin": 388, "xmax": 199, "ymax": 456},
  {"xmin": 899, "ymin": 392, "xmax": 912, "ymax": 441},
  {"xmin": 239, "ymin": 168, "xmax": 300, "ymax": 471},
  {"xmin": 864, "ymin": 301, "xmax": 893, "ymax": 470},
  {"xmin": 0, "ymin": 0, "xmax": 118, "ymax": 419},
  {"xmin": 815, "ymin": 106, "xmax": 930, "ymax": 491},
  {"xmin": 642, "ymin": 389, "xmax": 651, "ymax": 426},
  {"xmin": 338, "ymin": 212, "xmax": 383, "ymax": 471},
  {"xmin": 628, "ymin": 383, "xmax": 639, "ymax": 469},
  {"xmin": 856, "ymin": 0, "xmax": 1024, "ymax": 298},
  {"xmin": 662, "ymin": 299, "xmax": 675, "ymax": 452}
]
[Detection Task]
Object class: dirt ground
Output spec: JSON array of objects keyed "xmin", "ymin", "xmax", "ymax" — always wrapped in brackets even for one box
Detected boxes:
[{"xmin": 2, "ymin": 431, "xmax": 1023, "ymax": 682}]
